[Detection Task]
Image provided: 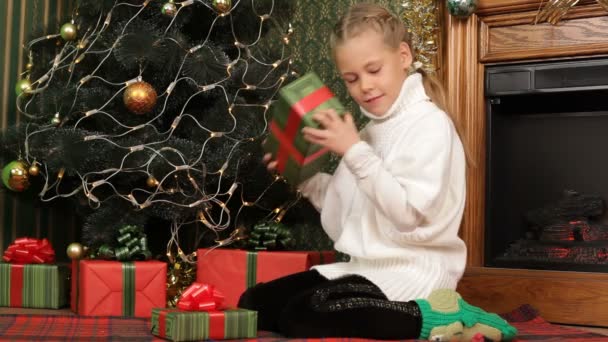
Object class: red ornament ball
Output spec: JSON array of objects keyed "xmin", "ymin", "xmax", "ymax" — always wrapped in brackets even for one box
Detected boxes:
[{"xmin": 123, "ymin": 81, "xmax": 157, "ymax": 115}]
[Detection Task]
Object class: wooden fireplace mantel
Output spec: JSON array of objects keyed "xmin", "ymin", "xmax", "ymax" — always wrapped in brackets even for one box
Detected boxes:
[{"xmin": 443, "ymin": 0, "xmax": 608, "ymax": 326}]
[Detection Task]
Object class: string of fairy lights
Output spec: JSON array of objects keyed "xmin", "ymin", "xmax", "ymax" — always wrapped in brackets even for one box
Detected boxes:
[{"xmin": 10, "ymin": 0, "xmax": 300, "ymax": 263}]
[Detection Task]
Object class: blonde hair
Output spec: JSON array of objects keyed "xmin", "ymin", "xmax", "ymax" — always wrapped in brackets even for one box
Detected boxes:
[{"xmin": 330, "ymin": 3, "xmax": 474, "ymax": 166}]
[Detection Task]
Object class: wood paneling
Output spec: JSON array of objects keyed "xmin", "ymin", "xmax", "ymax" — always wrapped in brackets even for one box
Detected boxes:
[
  {"xmin": 457, "ymin": 268, "xmax": 608, "ymax": 326},
  {"xmin": 480, "ymin": 5, "xmax": 608, "ymax": 62}
]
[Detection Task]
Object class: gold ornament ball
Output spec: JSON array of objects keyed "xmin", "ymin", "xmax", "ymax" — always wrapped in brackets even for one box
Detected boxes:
[
  {"xmin": 123, "ymin": 81, "xmax": 158, "ymax": 115},
  {"xmin": 2, "ymin": 160, "xmax": 30, "ymax": 192},
  {"xmin": 28, "ymin": 164, "xmax": 40, "ymax": 176},
  {"xmin": 146, "ymin": 175, "xmax": 159, "ymax": 188},
  {"xmin": 26, "ymin": 62, "xmax": 34, "ymax": 70},
  {"xmin": 60, "ymin": 22, "xmax": 78, "ymax": 41},
  {"xmin": 213, "ymin": 0, "xmax": 232, "ymax": 13},
  {"xmin": 15, "ymin": 78, "xmax": 32, "ymax": 97},
  {"xmin": 66, "ymin": 242, "xmax": 84, "ymax": 260},
  {"xmin": 162, "ymin": 1, "xmax": 178, "ymax": 17}
]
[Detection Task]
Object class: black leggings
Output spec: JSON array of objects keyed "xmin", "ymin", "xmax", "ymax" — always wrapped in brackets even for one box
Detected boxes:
[{"xmin": 237, "ymin": 270, "xmax": 422, "ymax": 339}]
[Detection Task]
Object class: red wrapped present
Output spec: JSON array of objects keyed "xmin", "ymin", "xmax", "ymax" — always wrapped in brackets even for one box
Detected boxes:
[
  {"xmin": 196, "ymin": 248, "xmax": 334, "ymax": 307},
  {"xmin": 0, "ymin": 237, "xmax": 68, "ymax": 309},
  {"xmin": 71, "ymin": 259, "xmax": 166, "ymax": 317},
  {"xmin": 264, "ymin": 72, "xmax": 345, "ymax": 185}
]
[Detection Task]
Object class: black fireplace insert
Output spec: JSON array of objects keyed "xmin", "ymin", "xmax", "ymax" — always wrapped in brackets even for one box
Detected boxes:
[{"xmin": 484, "ymin": 58, "xmax": 608, "ymax": 272}]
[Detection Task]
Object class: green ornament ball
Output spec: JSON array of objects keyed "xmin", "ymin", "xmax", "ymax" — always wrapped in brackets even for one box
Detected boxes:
[
  {"xmin": 447, "ymin": 0, "xmax": 478, "ymax": 18},
  {"xmin": 2, "ymin": 160, "xmax": 30, "ymax": 192},
  {"xmin": 15, "ymin": 78, "xmax": 32, "ymax": 96},
  {"xmin": 60, "ymin": 22, "xmax": 78, "ymax": 41},
  {"xmin": 162, "ymin": 2, "xmax": 177, "ymax": 17}
]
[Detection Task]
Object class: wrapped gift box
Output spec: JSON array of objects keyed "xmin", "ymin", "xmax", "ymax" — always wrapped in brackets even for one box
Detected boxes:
[
  {"xmin": 151, "ymin": 308, "xmax": 257, "ymax": 341},
  {"xmin": 264, "ymin": 72, "xmax": 345, "ymax": 185},
  {"xmin": 196, "ymin": 248, "xmax": 334, "ymax": 307},
  {"xmin": 71, "ymin": 259, "xmax": 166, "ymax": 317},
  {"xmin": 0, "ymin": 263, "xmax": 69, "ymax": 308}
]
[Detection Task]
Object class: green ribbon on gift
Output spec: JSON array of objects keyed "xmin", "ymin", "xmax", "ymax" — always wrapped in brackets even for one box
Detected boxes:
[
  {"xmin": 93, "ymin": 225, "xmax": 152, "ymax": 261},
  {"xmin": 122, "ymin": 262, "xmax": 135, "ymax": 316},
  {"xmin": 243, "ymin": 221, "xmax": 295, "ymax": 251},
  {"xmin": 246, "ymin": 252, "xmax": 257, "ymax": 289}
]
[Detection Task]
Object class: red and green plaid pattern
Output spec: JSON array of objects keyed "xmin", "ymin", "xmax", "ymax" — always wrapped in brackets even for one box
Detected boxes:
[
  {"xmin": 0, "ymin": 314, "xmax": 156, "ymax": 341},
  {"xmin": 0, "ymin": 263, "xmax": 68, "ymax": 309},
  {"xmin": 1, "ymin": 305, "xmax": 608, "ymax": 341}
]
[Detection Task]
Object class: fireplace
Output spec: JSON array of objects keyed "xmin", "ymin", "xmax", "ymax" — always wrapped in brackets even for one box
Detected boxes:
[{"xmin": 484, "ymin": 58, "xmax": 608, "ymax": 272}]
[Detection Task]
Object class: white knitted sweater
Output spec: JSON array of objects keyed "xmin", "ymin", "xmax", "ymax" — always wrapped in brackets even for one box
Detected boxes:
[{"xmin": 299, "ymin": 73, "xmax": 467, "ymax": 301}]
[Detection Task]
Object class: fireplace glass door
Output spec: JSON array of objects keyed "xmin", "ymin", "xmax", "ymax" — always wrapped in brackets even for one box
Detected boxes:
[{"xmin": 484, "ymin": 58, "xmax": 608, "ymax": 272}]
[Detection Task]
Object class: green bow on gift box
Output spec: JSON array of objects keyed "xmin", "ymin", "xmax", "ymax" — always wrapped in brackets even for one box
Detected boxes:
[
  {"xmin": 91, "ymin": 225, "xmax": 152, "ymax": 261},
  {"xmin": 242, "ymin": 221, "xmax": 295, "ymax": 251}
]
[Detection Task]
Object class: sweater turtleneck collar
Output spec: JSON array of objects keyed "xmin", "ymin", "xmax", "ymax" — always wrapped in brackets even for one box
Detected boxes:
[{"xmin": 359, "ymin": 72, "xmax": 430, "ymax": 121}]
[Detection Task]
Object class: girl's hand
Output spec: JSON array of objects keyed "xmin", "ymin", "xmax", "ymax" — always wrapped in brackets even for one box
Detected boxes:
[
  {"xmin": 263, "ymin": 153, "xmax": 278, "ymax": 172},
  {"xmin": 302, "ymin": 109, "xmax": 360, "ymax": 156}
]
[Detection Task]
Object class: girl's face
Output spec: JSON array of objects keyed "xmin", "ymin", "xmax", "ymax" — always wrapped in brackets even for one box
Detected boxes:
[{"xmin": 334, "ymin": 29, "xmax": 412, "ymax": 117}]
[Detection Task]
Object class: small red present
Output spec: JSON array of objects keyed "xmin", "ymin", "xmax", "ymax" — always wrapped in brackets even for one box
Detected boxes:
[
  {"xmin": 196, "ymin": 248, "xmax": 334, "ymax": 307},
  {"xmin": 71, "ymin": 259, "xmax": 166, "ymax": 317}
]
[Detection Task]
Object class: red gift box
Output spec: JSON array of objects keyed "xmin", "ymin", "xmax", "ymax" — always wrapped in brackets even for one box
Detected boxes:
[
  {"xmin": 71, "ymin": 259, "xmax": 166, "ymax": 317},
  {"xmin": 196, "ymin": 249, "xmax": 334, "ymax": 307}
]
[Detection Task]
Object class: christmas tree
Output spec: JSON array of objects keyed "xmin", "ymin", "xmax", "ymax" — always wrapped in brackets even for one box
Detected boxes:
[{"xmin": 0, "ymin": 0, "xmax": 307, "ymax": 260}]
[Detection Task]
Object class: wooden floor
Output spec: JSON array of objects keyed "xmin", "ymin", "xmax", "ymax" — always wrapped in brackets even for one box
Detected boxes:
[{"xmin": 1, "ymin": 307, "xmax": 608, "ymax": 336}]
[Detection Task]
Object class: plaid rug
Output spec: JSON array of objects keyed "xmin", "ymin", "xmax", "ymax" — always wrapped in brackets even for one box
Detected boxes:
[{"xmin": 0, "ymin": 305, "xmax": 606, "ymax": 341}]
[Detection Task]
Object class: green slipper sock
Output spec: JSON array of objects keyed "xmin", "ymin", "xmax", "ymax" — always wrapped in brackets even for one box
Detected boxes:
[
  {"xmin": 428, "ymin": 321, "xmax": 464, "ymax": 341},
  {"xmin": 415, "ymin": 289, "xmax": 517, "ymax": 341},
  {"xmin": 414, "ymin": 289, "xmax": 464, "ymax": 340}
]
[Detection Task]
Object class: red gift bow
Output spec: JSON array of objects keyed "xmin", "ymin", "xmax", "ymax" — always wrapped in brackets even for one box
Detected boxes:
[
  {"xmin": 177, "ymin": 282, "xmax": 225, "ymax": 311},
  {"xmin": 2, "ymin": 237, "xmax": 55, "ymax": 264}
]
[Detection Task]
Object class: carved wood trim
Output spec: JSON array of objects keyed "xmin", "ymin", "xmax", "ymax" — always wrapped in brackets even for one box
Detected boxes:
[
  {"xmin": 480, "ymin": 5, "xmax": 608, "ymax": 63},
  {"xmin": 444, "ymin": 10, "xmax": 486, "ymax": 267},
  {"xmin": 477, "ymin": 0, "xmax": 597, "ymax": 16}
]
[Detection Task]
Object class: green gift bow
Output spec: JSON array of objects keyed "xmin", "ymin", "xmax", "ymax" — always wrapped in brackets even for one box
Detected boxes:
[
  {"xmin": 94, "ymin": 225, "xmax": 152, "ymax": 261},
  {"xmin": 244, "ymin": 221, "xmax": 295, "ymax": 251}
]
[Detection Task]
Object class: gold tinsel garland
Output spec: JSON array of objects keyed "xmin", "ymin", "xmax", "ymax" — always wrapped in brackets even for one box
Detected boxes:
[
  {"xmin": 166, "ymin": 260, "xmax": 197, "ymax": 308},
  {"xmin": 401, "ymin": 0, "xmax": 440, "ymax": 73}
]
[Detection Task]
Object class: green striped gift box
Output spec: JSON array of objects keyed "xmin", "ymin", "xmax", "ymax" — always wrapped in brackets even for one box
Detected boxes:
[
  {"xmin": 264, "ymin": 72, "xmax": 345, "ymax": 186},
  {"xmin": 151, "ymin": 308, "xmax": 257, "ymax": 341},
  {"xmin": 0, "ymin": 263, "xmax": 69, "ymax": 308}
]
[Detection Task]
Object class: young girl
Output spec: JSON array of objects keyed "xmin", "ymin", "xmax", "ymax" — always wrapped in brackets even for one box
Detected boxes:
[{"xmin": 239, "ymin": 3, "xmax": 516, "ymax": 341}]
